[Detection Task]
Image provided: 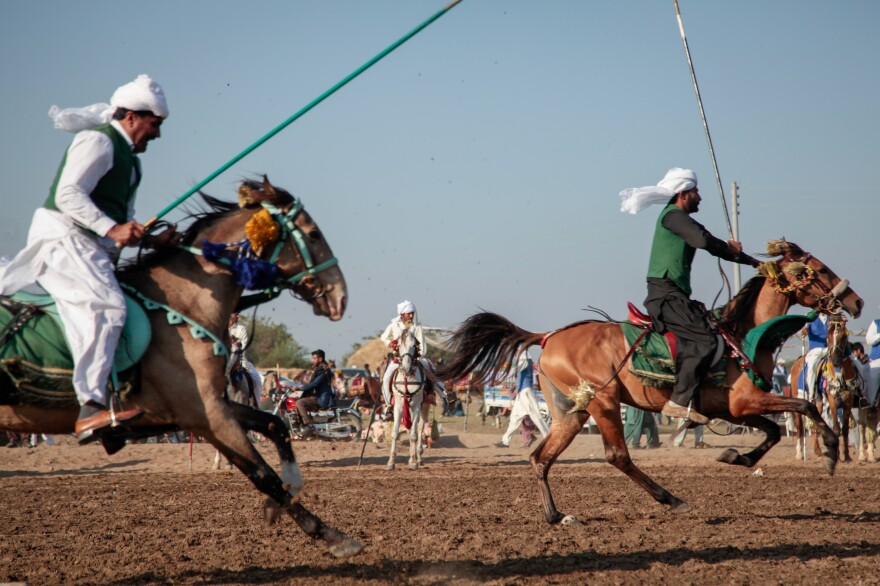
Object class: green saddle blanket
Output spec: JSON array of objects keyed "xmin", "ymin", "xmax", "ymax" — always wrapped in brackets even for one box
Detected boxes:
[
  {"xmin": 620, "ymin": 310, "xmax": 818, "ymax": 390},
  {"xmin": 0, "ymin": 290, "xmax": 152, "ymax": 402},
  {"xmin": 620, "ymin": 323, "xmax": 726, "ymax": 388}
]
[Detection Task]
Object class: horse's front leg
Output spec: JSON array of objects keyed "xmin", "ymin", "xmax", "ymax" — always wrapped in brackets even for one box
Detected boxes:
[
  {"xmin": 589, "ymin": 394, "xmax": 691, "ymax": 515},
  {"xmin": 208, "ymin": 402, "xmax": 362, "ymax": 558},
  {"xmin": 840, "ymin": 398, "xmax": 852, "ymax": 463},
  {"xmin": 813, "ymin": 397, "xmax": 826, "ymax": 459},
  {"xmin": 386, "ymin": 398, "xmax": 401, "ymax": 471},
  {"xmin": 716, "ymin": 414, "xmax": 780, "ymax": 468},
  {"xmin": 409, "ymin": 395, "xmax": 423, "ymax": 471},
  {"xmin": 729, "ymin": 386, "xmax": 838, "ymax": 475}
]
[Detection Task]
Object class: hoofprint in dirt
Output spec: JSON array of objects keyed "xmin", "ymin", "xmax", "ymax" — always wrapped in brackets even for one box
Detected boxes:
[{"xmin": 2, "ymin": 432, "xmax": 879, "ymax": 585}]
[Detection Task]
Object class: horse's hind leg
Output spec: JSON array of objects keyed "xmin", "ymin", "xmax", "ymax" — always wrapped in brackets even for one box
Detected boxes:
[
  {"xmin": 529, "ymin": 409, "xmax": 589, "ymax": 525},
  {"xmin": 213, "ymin": 404, "xmax": 362, "ymax": 558}
]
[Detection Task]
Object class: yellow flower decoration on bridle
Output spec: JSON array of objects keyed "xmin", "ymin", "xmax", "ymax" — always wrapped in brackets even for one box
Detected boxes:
[
  {"xmin": 759, "ymin": 259, "xmax": 816, "ymax": 295},
  {"xmin": 245, "ymin": 208, "xmax": 281, "ymax": 254}
]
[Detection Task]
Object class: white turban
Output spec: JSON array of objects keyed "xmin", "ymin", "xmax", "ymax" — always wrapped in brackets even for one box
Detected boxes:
[
  {"xmin": 619, "ymin": 168, "xmax": 698, "ymax": 215},
  {"xmin": 397, "ymin": 300, "xmax": 416, "ymax": 315},
  {"xmin": 48, "ymin": 74, "xmax": 168, "ymax": 133},
  {"xmin": 110, "ymin": 74, "xmax": 169, "ymax": 118}
]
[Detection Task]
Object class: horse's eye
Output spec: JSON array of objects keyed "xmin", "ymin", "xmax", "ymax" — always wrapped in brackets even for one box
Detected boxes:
[
  {"xmin": 817, "ymin": 268, "xmax": 829, "ymax": 275},
  {"xmin": 308, "ymin": 230, "xmax": 322, "ymax": 240}
]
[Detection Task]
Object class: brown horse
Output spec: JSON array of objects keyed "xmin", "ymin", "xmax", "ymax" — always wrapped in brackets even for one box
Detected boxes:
[
  {"xmin": 0, "ymin": 177, "xmax": 363, "ymax": 557},
  {"xmin": 350, "ymin": 374, "xmax": 382, "ymax": 408},
  {"xmin": 439, "ymin": 240, "xmax": 863, "ymax": 525},
  {"xmin": 788, "ymin": 315, "xmax": 863, "ymax": 462}
]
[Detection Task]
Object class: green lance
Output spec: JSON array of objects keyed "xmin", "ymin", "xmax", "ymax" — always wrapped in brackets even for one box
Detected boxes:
[{"xmin": 146, "ymin": 0, "xmax": 463, "ymax": 228}]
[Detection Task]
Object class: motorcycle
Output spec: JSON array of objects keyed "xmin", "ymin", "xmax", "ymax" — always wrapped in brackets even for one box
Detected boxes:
[{"xmin": 269, "ymin": 386, "xmax": 362, "ymax": 441}]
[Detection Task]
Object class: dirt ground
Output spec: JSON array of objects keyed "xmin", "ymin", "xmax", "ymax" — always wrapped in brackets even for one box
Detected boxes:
[{"xmin": 2, "ymin": 416, "xmax": 880, "ymax": 586}]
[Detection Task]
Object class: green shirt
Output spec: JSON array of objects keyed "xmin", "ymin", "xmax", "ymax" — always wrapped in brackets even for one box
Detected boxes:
[
  {"xmin": 647, "ymin": 204, "xmax": 695, "ymax": 295},
  {"xmin": 44, "ymin": 123, "xmax": 140, "ymax": 227}
]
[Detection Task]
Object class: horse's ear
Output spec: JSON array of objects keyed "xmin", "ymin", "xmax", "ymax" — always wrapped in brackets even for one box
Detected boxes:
[
  {"xmin": 261, "ymin": 175, "xmax": 276, "ymax": 198},
  {"xmin": 260, "ymin": 174, "xmax": 295, "ymax": 208},
  {"xmin": 766, "ymin": 239, "xmax": 788, "ymax": 257}
]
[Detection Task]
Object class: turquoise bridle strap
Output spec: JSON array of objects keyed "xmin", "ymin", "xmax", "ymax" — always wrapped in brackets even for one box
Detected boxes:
[
  {"xmin": 120, "ymin": 283, "xmax": 228, "ymax": 357},
  {"xmin": 181, "ymin": 200, "xmax": 339, "ymax": 289}
]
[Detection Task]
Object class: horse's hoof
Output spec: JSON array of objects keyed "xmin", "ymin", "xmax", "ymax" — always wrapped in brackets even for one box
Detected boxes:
[
  {"xmin": 386, "ymin": 463, "xmax": 395, "ymax": 471},
  {"xmin": 561, "ymin": 515, "xmax": 582, "ymax": 526},
  {"xmin": 263, "ymin": 497, "xmax": 283, "ymax": 525},
  {"xmin": 669, "ymin": 501, "xmax": 693, "ymax": 515},
  {"xmin": 823, "ymin": 456, "xmax": 837, "ymax": 476},
  {"xmin": 328, "ymin": 536, "xmax": 364, "ymax": 559},
  {"xmin": 717, "ymin": 449, "xmax": 741, "ymax": 465},
  {"xmin": 408, "ymin": 463, "xmax": 418, "ymax": 471}
]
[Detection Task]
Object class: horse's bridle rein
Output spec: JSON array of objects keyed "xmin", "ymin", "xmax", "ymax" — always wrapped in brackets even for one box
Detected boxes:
[{"xmin": 762, "ymin": 253, "xmax": 850, "ymax": 315}]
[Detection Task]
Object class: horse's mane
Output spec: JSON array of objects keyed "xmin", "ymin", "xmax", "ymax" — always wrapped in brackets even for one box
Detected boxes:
[
  {"xmin": 117, "ymin": 193, "xmax": 237, "ymax": 273},
  {"xmin": 717, "ymin": 274, "xmax": 767, "ymax": 338}
]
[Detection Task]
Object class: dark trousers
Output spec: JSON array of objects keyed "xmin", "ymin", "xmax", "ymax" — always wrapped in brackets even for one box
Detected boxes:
[
  {"xmin": 296, "ymin": 396, "xmax": 319, "ymax": 426},
  {"xmin": 645, "ymin": 280, "xmax": 717, "ymax": 407}
]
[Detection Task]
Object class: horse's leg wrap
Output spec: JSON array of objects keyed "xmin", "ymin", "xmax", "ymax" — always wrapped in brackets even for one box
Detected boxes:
[{"xmin": 229, "ymin": 404, "xmax": 303, "ymax": 501}]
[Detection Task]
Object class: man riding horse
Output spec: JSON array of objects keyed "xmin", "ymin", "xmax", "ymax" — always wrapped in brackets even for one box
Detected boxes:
[
  {"xmin": 227, "ymin": 312, "xmax": 262, "ymax": 407},
  {"xmin": 0, "ymin": 74, "xmax": 179, "ymax": 443},
  {"xmin": 380, "ymin": 299, "xmax": 447, "ymax": 419},
  {"xmin": 621, "ymin": 167, "xmax": 760, "ymax": 423}
]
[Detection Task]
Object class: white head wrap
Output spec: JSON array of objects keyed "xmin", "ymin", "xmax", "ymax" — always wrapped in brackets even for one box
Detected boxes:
[
  {"xmin": 397, "ymin": 300, "xmax": 416, "ymax": 315},
  {"xmin": 619, "ymin": 168, "xmax": 698, "ymax": 215},
  {"xmin": 48, "ymin": 74, "xmax": 168, "ymax": 133}
]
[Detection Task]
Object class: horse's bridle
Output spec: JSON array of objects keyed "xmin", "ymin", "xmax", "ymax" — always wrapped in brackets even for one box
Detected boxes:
[
  {"xmin": 182, "ymin": 200, "xmax": 339, "ymax": 301},
  {"xmin": 763, "ymin": 253, "xmax": 850, "ymax": 315},
  {"xmin": 261, "ymin": 201, "xmax": 339, "ymax": 299}
]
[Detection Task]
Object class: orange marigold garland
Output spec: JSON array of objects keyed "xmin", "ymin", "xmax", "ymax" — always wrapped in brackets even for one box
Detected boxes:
[{"xmin": 245, "ymin": 208, "xmax": 281, "ymax": 254}]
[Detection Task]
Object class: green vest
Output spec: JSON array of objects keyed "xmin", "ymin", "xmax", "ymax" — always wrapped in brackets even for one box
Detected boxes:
[
  {"xmin": 646, "ymin": 204, "xmax": 696, "ymax": 295},
  {"xmin": 45, "ymin": 123, "xmax": 140, "ymax": 227}
]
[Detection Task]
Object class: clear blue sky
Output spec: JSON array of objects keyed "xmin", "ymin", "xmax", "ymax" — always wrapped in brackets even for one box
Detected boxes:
[{"xmin": 1, "ymin": 1, "xmax": 878, "ymax": 361}]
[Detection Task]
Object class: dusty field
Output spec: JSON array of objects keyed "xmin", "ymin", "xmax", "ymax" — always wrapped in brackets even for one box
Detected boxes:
[{"xmin": 2, "ymin": 421, "xmax": 880, "ymax": 586}]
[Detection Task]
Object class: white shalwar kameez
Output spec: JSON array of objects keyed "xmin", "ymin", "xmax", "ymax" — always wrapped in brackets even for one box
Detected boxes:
[
  {"xmin": 0, "ymin": 120, "xmax": 138, "ymax": 407},
  {"xmin": 500, "ymin": 350, "xmax": 549, "ymax": 447},
  {"xmin": 228, "ymin": 321, "xmax": 262, "ymax": 405}
]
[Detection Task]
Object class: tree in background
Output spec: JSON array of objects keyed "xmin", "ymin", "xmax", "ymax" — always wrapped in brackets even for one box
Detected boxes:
[{"xmin": 238, "ymin": 316, "xmax": 310, "ymax": 368}]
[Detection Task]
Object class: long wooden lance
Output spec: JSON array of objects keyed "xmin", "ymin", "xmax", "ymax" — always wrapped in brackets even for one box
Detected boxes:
[
  {"xmin": 146, "ymin": 0, "xmax": 463, "ymax": 228},
  {"xmin": 673, "ymin": 0, "xmax": 733, "ymax": 238}
]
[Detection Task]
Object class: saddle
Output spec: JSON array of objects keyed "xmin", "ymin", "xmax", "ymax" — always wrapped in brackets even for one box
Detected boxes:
[
  {"xmin": 626, "ymin": 302, "xmax": 678, "ymax": 360},
  {"xmin": 0, "ymin": 290, "xmax": 151, "ymax": 406},
  {"xmin": 621, "ymin": 301, "xmax": 817, "ymax": 392}
]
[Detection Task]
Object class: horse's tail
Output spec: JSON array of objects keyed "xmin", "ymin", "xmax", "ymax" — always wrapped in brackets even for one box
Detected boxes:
[{"xmin": 437, "ymin": 312, "xmax": 544, "ymax": 384}]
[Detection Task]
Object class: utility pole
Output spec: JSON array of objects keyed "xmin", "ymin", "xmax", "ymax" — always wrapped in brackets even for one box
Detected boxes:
[{"xmin": 731, "ymin": 181, "xmax": 741, "ymax": 292}]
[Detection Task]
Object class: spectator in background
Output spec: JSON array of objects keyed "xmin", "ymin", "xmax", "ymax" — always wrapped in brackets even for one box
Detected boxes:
[
  {"xmin": 772, "ymin": 357, "xmax": 789, "ymax": 396},
  {"xmin": 624, "ymin": 406, "xmax": 661, "ymax": 449}
]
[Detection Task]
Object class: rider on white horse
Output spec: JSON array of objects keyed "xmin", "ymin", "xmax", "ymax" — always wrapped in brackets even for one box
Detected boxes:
[
  {"xmin": 380, "ymin": 300, "xmax": 446, "ymax": 418},
  {"xmin": 227, "ymin": 312, "xmax": 262, "ymax": 407}
]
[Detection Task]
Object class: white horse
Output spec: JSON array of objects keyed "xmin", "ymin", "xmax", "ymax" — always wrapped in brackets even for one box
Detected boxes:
[
  {"xmin": 213, "ymin": 351, "xmax": 261, "ymax": 470},
  {"xmin": 385, "ymin": 327, "xmax": 426, "ymax": 471}
]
